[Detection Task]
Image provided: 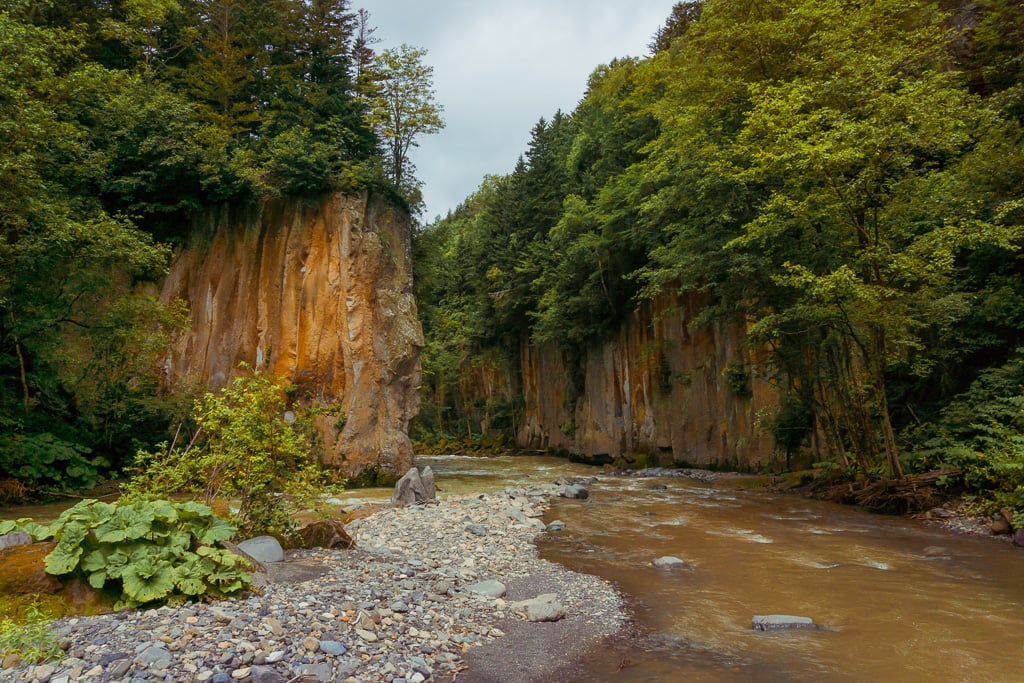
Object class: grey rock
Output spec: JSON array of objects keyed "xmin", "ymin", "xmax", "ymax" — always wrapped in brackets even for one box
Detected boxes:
[
  {"xmin": 319, "ymin": 640, "xmax": 347, "ymax": 656},
  {"xmin": 109, "ymin": 659, "xmax": 132, "ymax": 679},
  {"xmin": 464, "ymin": 580, "xmax": 506, "ymax": 598},
  {"xmin": 1014, "ymin": 528, "xmax": 1024, "ymax": 547},
  {"xmin": 752, "ymin": 614, "xmax": 820, "ymax": 631},
  {"xmin": 510, "ymin": 594, "xmax": 567, "ymax": 622},
  {"xmin": 134, "ymin": 645, "xmax": 171, "ymax": 668},
  {"xmin": 392, "ymin": 467, "xmax": 437, "ymax": 506},
  {"xmin": 652, "ymin": 556, "xmax": 688, "ymax": 570},
  {"xmin": 547, "ymin": 520, "xmax": 566, "ymax": 532},
  {"xmin": 249, "ymin": 665, "xmax": 287, "ymax": 683},
  {"xmin": 237, "ymin": 536, "xmax": 285, "ymax": 563},
  {"xmin": 211, "ymin": 673, "xmax": 232, "ymax": 683},
  {"xmin": 558, "ymin": 484, "xmax": 589, "ymax": 500},
  {"xmin": 465, "ymin": 523, "xmax": 488, "ymax": 536},
  {"xmin": 928, "ymin": 507, "xmax": 954, "ymax": 519},
  {"xmin": 0, "ymin": 531, "xmax": 32, "ymax": 550},
  {"xmin": 32, "ymin": 664, "xmax": 55, "ymax": 682}
]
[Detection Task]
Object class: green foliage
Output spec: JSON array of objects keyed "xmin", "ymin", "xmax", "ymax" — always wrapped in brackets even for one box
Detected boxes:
[
  {"xmin": 0, "ymin": 602, "xmax": 62, "ymax": 665},
  {"xmin": 0, "ymin": 434, "xmax": 108, "ymax": 493},
  {"xmin": 366, "ymin": 43, "xmax": 445, "ymax": 205},
  {"xmin": 415, "ymin": 0, "xmax": 1024, "ymax": 494},
  {"xmin": 124, "ymin": 369, "xmax": 329, "ymax": 538},
  {"xmin": 33, "ymin": 499, "xmax": 247, "ymax": 609}
]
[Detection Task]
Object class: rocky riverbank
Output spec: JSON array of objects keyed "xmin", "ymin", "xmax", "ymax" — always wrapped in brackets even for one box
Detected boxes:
[{"xmin": 0, "ymin": 484, "xmax": 626, "ymax": 683}]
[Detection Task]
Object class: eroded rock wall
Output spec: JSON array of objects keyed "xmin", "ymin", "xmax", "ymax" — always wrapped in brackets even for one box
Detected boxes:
[
  {"xmin": 161, "ymin": 193, "xmax": 422, "ymax": 481},
  {"xmin": 464, "ymin": 292, "xmax": 778, "ymax": 470}
]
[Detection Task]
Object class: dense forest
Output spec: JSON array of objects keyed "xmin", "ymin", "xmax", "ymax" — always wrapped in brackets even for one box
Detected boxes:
[
  {"xmin": 0, "ymin": 0, "xmax": 441, "ymax": 497},
  {"xmin": 413, "ymin": 0, "xmax": 1024, "ymax": 515}
]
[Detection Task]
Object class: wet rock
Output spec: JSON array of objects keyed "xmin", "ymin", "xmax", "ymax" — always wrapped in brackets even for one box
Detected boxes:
[
  {"xmin": 652, "ymin": 556, "xmax": 688, "ymax": 570},
  {"xmin": 237, "ymin": 536, "xmax": 285, "ymax": 563},
  {"xmin": 0, "ymin": 541, "xmax": 62, "ymax": 594},
  {"xmin": 927, "ymin": 507, "xmax": 954, "ymax": 519},
  {"xmin": 991, "ymin": 517, "xmax": 1012, "ymax": 535},
  {"xmin": 547, "ymin": 520, "xmax": 566, "ymax": 532},
  {"xmin": 510, "ymin": 594, "xmax": 567, "ymax": 623},
  {"xmin": 648, "ymin": 484, "xmax": 668, "ymax": 491},
  {"xmin": 296, "ymin": 519, "xmax": 354, "ymax": 550},
  {"xmin": 558, "ymin": 484, "xmax": 589, "ymax": 500},
  {"xmin": 392, "ymin": 467, "xmax": 437, "ymax": 506},
  {"xmin": 464, "ymin": 580, "xmax": 507, "ymax": 598},
  {"xmin": 0, "ymin": 531, "xmax": 32, "ymax": 551},
  {"xmin": 1014, "ymin": 528, "xmax": 1024, "ymax": 547},
  {"xmin": 752, "ymin": 615, "xmax": 820, "ymax": 631}
]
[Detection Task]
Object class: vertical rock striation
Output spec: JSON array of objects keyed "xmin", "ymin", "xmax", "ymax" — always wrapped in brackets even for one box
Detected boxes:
[
  {"xmin": 160, "ymin": 193, "xmax": 422, "ymax": 482},
  {"xmin": 457, "ymin": 292, "xmax": 778, "ymax": 470}
]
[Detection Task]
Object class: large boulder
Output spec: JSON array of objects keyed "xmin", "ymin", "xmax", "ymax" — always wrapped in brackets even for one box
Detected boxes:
[
  {"xmin": 510, "ymin": 594, "xmax": 567, "ymax": 622},
  {"xmin": 236, "ymin": 535, "xmax": 285, "ymax": 563},
  {"xmin": 391, "ymin": 466, "xmax": 437, "ymax": 506},
  {"xmin": 0, "ymin": 541, "xmax": 62, "ymax": 594}
]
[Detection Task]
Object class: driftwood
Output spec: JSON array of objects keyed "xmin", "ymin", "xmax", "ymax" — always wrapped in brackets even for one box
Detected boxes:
[{"xmin": 809, "ymin": 469, "xmax": 961, "ymax": 513}]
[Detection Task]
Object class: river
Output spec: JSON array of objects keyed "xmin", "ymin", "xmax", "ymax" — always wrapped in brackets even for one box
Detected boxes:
[
  {"xmin": 4, "ymin": 454, "xmax": 1022, "ymax": 681},
  {"xmin": 418, "ymin": 454, "xmax": 1024, "ymax": 683}
]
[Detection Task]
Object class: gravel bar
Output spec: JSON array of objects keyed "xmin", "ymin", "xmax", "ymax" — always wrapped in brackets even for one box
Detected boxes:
[{"xmin": 0, "ymin": 483, "xmax": 627, "ymax": 683}]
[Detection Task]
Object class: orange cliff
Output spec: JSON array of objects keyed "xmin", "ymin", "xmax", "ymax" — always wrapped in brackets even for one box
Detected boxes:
[{"xmin": 160, "ymin": 192, "xmax": 423, "ymax": 483}]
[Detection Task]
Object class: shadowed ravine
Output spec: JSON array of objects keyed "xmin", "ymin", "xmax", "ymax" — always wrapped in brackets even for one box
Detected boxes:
[{"xmin": 421, "ymin": 455, "xmax": 1024, "ymax": 682}]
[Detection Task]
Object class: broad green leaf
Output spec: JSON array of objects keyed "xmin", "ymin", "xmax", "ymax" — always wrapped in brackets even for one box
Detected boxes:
[{"xmin": 122, "ymin": 560, "xmax": 175, "ymax": 603}]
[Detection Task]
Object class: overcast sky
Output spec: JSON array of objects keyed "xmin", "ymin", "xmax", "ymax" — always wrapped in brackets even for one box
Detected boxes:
[{"xmin": 360, "ymin": 1, "xmax": 678, "ymax": 222}]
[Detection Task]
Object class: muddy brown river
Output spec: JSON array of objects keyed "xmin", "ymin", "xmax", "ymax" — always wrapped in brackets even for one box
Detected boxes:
[
  {"xmin": 4, "ymin": 454, "xmax": 1022, "ymax": 681},
  {"xmin": 421, "ymin": 454, "xmax": 1024, "ymax": 683}
]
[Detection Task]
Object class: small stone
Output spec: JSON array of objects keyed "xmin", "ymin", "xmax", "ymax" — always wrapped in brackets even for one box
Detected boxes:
[
  {"xmin": 83, "ymin": 664, "xmax": 104, "ymax": 678},
  {"xmin": 212, "ymin": 673, "xmax": 232, "ymax": 683},
  {"xmin": 109, "ymin": 660, "xmax": 132, "ymax": 679},
  {"xmin": 319, "ymin": 640, "xmax": 347, "ymax": 656},
  {"xmin": 2, "ymin": 654, "xmax": 23, "ymax": 668},
  {"xmin": 232, "ymin": 666, "xmax": 251, "ymax": 679},
  {"xmin": 250, "ymin": 665, "xmax": 287, "ymax": 683},
  {"xmin": 356, "ymin": 628, "xmax": 379, "ymax": 642},
  {"xmin": 547, "ymin": 520, "xmax": 566, "ymax": 532},
  {"xmin": 464, "ymin": 580, "xmax": 506, "ymax": 598},
  {"xmin": 266, "ymin": 651, "xmax": 286, "ymax": 664},
  {"xmin": 33, "ymin": 664, "xmax": 56, "ymax": 681},
  {"xmin": 303, "ymin": 636, "xmax": 320, "ymax": 653},
  {"xmin": 465, "ymin": 524, "xmax": 488, "ymax": 536},
  {"xmin": 409, "ymin": 673, "xmax": 426, "ymax": 683},
  {"xmin": 196, "ymin": 672, "xmax": 214, "ymax": 682},
  {"xmin": 1014, "ymin": 528, "xmax": 1024, "ymax": 547}
]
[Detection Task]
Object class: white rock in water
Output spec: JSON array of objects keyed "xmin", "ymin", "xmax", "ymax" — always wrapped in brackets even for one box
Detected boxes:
[
  {"xmin": 752, "ymin": 614, "xmax": 819, "ymax": 631},
  {"xmin": 652, "ymin": 556, "xmax": 688, "ymax": 570}
]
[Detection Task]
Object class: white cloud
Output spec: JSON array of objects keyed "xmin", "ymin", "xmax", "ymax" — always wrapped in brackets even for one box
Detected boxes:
[{"xmin": 361, "ymin": 1, "xmax": 677, "ymax": 221}]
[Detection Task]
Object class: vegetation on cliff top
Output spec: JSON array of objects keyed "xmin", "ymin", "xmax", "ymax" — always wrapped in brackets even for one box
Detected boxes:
[
  {"xmin": 0, "ymin": 0, "xmax": 442, "ymax": 499},
  {"xmin": 413, "ymin": 0, "xmax": 1024, "ymax": 516}
]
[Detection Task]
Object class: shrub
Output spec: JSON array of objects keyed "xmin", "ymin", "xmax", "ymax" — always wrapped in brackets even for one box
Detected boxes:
[{"xmin": 123, "ymin": 368, "xmax": 331, "ymax": 538}]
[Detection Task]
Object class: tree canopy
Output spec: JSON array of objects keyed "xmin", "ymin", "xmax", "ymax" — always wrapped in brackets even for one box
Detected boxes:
[{"xmin": 414, "ymin": 0, "xmax": 1024, "ymax": 511}]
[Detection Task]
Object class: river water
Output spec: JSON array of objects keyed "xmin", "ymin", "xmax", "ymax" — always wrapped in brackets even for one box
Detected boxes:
[
  {"xmin": 4, "ymin": 454, "xmax": 1022, "ymax": 681},
  {"xmin": 417, "ymin": 454, "xmax": 1024, "ymax": 683}
]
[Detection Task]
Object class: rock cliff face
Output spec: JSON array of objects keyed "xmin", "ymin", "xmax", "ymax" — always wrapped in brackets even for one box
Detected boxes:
[
  {"xmin": 161, "ymin": 193, "xmax": 422, "ymax": 482},
  {"xmin": 461, "ymin": 292, "xmax": 778, "ymax": 470}
]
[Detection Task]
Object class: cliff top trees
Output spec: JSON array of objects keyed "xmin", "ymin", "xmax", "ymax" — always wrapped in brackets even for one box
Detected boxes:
[{"xmin": 366, "ymin": 44, "xmax": 445, "ymax": 204}]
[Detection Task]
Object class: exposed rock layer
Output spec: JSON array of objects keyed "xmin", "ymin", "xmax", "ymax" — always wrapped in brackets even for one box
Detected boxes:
[
  {"xmin": 460, "ymin": 292, "xmax": 778, "ymax": 470},
  {"xmin": 161, "ymin": 193, "xmax": 422, "ymax": 481}
]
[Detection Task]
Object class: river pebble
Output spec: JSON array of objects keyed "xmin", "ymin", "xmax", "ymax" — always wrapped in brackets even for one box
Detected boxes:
[{"xmin": 0, "ymin": 485, "xmax": 625, "ymax": 683}]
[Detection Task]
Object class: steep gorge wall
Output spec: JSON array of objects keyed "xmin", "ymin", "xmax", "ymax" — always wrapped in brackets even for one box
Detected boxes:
[
  {"xmin": 463, "ymin": 292, "xmax": 780, "ymax": 470},
  {"xmin": 161, "ymin": 193, "xmax": 422, "ymax": 481}
]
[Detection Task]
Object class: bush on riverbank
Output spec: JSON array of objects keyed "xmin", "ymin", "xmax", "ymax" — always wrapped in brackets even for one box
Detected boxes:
[{"xmin": 123, "ymin": 368, "xmax": 341, "ymax": 539}]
